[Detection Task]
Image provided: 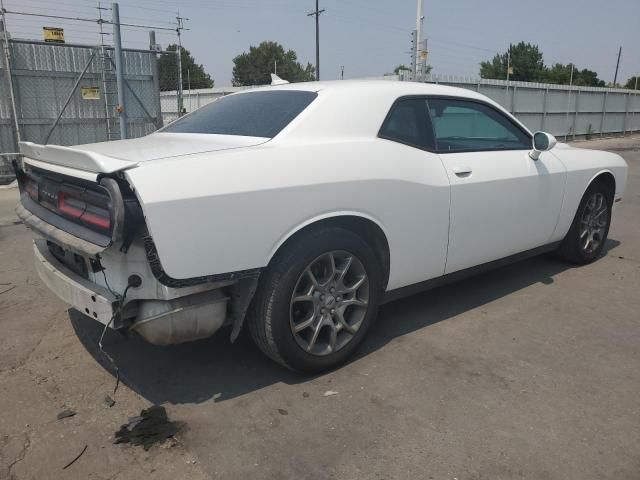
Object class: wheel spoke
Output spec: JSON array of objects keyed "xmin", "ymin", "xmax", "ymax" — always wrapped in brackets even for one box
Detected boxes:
[
  {"xmin": 306, "ymin": 267, "xmax": 320, "ymax": 288},
  {"xmin": 594, "ymin": 208, "xmax": 607, "ymax": 221},
  {"xmin": 292, "ymin": 293, "xmax": 314, "ymax": 304},
  {"xmin": 341, "ymin": 298, "xmax": 368, "ymax": 308},
  {"xmin": 342, "ymin": 275, "xmax": 366, "ymax": 293},
  {"xmin": 327, "ymin": 321, "xmax": 338, "ymax": 353},
  {"xmin": 306, "ymin": 316, "xmax": 324, "ymax": 352},
  {"xmin": 337, "ymin": 255, "xmax": 353, "ymax": 284},
  {"xmin": 294, "ymin": 314, "xmax": 316, "ymax": 333},
  {"xmin": 335, "ymin": 309, "xmax": 356, "ymax": 334}
]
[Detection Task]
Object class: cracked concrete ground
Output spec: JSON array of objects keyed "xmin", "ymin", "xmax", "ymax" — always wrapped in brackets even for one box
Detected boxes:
[{"xmin": 0, "ymin": 135, "xmax": 639, "ymax": 479}]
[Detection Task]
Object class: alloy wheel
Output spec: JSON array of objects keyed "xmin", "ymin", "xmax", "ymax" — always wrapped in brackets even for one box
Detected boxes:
[
  {"xmin": 289, "ymin": 250, "xmax": 369, "ymax": 356},
  {"xmin": 579, "ymin": 192, "xmax": 608, "ymax": 254}
]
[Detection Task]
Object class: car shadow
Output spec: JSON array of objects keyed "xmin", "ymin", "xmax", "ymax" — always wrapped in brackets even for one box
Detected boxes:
[{"xmin": 71, "ymin": 239, "xmax": 620, "ymax": 406}]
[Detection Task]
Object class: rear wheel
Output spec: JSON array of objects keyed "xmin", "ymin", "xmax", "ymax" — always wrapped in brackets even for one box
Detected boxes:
[
  {"xmin": 248, "ymin": 226, "xmax": 382, "ymax": 373},
  {"xmin": 558, "ymin": 181, "xmax": 612, "ymax": 264}
]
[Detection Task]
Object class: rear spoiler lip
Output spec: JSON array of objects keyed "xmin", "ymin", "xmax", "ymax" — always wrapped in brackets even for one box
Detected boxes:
[{"xmin": 19, "ymin": 141, "xmax": 138, "ymax": 174}]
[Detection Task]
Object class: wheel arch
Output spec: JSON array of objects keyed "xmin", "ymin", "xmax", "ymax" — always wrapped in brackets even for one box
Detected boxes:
[
  {"xmin": 267, "ymin": 213, "xmax": 391, "ymax": 291},
  {"xmin": 586, "ymin": 170, "xmax": 616, "ymax": 203}
]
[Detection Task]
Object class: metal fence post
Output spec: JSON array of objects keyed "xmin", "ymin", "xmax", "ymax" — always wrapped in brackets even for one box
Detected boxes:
[
  {"xmin": 149, "ymin": 31, "xmax": 163, "ymax": 129},
  {"xmin": 541, "ymin": 87, "xmax": 548, "ymax": 131},
  {"xmin": 112, "ymin": 3, "xmax": 127, "ymax": 139},
  {"xmin": 622, "ymin": 92, "xmax": 630, "ymax": 136},
  {"xmin": 572, "ymin": 89, "xmax": 580, "ymax": 140},
  {"xmin": 599, "ymin": 91, "xmax": 608, "ymax": 137},
  {"xmin": 0, "ymin": 18, "xmax": 21, "ymax": 149}
]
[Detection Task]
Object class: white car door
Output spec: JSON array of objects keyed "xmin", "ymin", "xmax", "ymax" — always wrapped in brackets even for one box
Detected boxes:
[{"xmin": 426, "ymin": 97, "xmax": 566, "ymax": 274}]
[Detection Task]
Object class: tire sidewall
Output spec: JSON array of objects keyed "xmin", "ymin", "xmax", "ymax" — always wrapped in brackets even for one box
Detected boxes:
[{"xmin": 261, "ymin": 227, "xmax": 382, "ymax": 373}]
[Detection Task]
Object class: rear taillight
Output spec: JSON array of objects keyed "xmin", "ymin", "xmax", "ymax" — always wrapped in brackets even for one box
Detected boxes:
[{"xmin": 58, "ymin": 191, "xmax": 111, "ymax": 231}]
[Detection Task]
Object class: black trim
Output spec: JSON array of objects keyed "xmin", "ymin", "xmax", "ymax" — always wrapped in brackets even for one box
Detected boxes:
[
  {"xmin": 381, "ymin": 242, "xmax": 561, "ymax": 304},
  {"xmin": 377, "ymin": 94, "xmax": 533, "ymax": 155},
  {"xmin": 142, "ymin": 235, "xmax": 261, "ymax": 288}
]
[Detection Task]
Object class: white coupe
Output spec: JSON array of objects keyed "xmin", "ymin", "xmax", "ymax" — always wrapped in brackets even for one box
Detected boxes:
[{"xmin": 15, "ymin": 80, "xmax": 628, "ymax": 372}]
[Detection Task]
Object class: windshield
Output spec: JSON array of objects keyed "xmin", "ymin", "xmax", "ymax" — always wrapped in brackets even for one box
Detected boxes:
[{"xmin": 161, "ymin": 90, "xmax": 317, "ymax": 138}]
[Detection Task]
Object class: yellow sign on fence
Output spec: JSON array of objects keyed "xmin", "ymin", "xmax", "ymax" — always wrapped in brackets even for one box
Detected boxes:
[
  {"xmin": 81, "ymin": 87, "xmax": 101, "ymax": 100},
  {"xmin": 43, "ymin": 27, "xmax": 65, "ymax": 43}
]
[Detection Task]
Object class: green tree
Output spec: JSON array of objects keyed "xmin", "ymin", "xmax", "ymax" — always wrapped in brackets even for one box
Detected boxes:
[
  {"xmin": 393, "ymin": 64, "xmax": 411, "ymax": 74},
  {"xmin": 574, "ymin": 69, "xmax": 605, "ymax": 87},
  {"xmin": 540, "ymin": 64, "xmax": 604, "ymax": 86},
  {"xmin": 232, "ymin": 41, "xmax": 315, "ymax": 86},
  {"xmin": 480, "ymin": 42, "xmax": 545, "ymax": 82},
  {"xmin": 158, "ymin": 44, "xmax": 214, "ymax": 92},
  {"xmin": 625, "ymin": 76, "xmax": 640, "ymax": 89},
  {"xmin": 392, "ymin": 64, "xmax": 432, "ymax": 76}
]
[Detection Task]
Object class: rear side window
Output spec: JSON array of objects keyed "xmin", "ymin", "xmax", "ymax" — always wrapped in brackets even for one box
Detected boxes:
[
  {"xmin": 162, "ymin": 90, "xmax": 317, "ymax": 138},
  {"xmin": 427, "ymin": 98, "xmax": 531, "ymax": 152},
  {"xmin": 379, "ymin": 98, "xmax": 435, "ymax": 150}
]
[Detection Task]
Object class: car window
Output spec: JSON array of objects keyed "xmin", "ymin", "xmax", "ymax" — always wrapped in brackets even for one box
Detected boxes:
[
  {"xmin": 161, "ymin": 90, "xmax": 317, "ymax": 138},
  {"xmin": 427, "ymin": 98, "xmax": 531, "ymax": 153},
  {"xmin": 379, "ymin": 98, "xmax": 435, "ymax": 150}
]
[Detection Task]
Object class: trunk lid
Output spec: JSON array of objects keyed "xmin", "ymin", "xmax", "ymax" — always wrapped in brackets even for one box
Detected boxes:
[{"xmin": 19, "ymin": 133, "xmax": 268, "ymax": 174}]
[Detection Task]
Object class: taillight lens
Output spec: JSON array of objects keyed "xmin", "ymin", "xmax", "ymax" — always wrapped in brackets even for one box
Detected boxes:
[{"xmin": 58, "ymin": 191, "xmax": 111, "ymax": 231}]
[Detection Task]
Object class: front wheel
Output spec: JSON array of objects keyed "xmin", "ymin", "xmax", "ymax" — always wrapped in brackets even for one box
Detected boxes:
[
  {"xmin": 248, "ymin": 227, "xmax": 382, "ymax": 373},
  {"xmin": 558, "ymin": 182, "xmax": 612, "ymax": 264}
]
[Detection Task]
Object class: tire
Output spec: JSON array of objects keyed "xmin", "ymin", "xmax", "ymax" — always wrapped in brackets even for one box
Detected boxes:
[
  {"xmin": 558, "ymin": 180, "xmax": 613, "ymax": 265},
  {"xmin": 248, "ymin": 226, "xmax": 383, "ymax": 373}
]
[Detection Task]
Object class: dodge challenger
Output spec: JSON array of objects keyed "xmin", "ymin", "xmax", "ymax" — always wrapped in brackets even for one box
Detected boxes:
[{"xmin": 14, "ymin": 80, "xmax": 628, "ymax": 372}]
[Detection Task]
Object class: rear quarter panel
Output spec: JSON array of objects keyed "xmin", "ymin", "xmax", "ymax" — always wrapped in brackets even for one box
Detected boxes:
[
  {"xmin": 125, "ymin": 139, "xmax": 451, "ymax": 290},
  {"xmin": 551, "ymin": 144, "xmax": 628, "ymax": 241}
]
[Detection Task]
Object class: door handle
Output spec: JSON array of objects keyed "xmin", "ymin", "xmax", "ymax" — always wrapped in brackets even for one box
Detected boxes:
[{"xmin": 452, "ymin": 166, "xmax": 472, "ymax": 178}]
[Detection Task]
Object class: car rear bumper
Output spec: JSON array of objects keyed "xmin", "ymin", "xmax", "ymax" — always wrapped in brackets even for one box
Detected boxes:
[
  {"xmin": 33, "ymin": 239, "xmax": 118, "ymax": 326},
  {"xmin": 32, "ymin": 239, "xmax": 230, "ymax": 345}
]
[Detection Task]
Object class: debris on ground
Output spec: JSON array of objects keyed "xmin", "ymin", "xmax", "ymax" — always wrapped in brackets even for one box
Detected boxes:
[
  {"xmin": 56, "ymin": 409, "xmax": 76, "ymax": 420},
  {"xmin": 212, "ymin": 393, "xmax": 222, "ymax": 401},
  {"xmin": 161, "ymin": 437, "xmax": 179, "ymax": 449},
  {"xmin": 0, "ymin": 283, "xmax": 15, "ymax": 295},
  {"xmin": 277, "ymin": 408, "xmax": 288, "ymax": 415},
  {"xmin": 103, "ymin": 395, "xmax": 116, "ymax": 408},
  {"xmin": 62, "ymin": 445, "xmax": 87, "ymax": 470},
  {"xmin": 114, "ymin": 405, "xmax": 180, "ymax": 451},
  {"xmin": 302, "ymin": 392, "xmax": 310, "ymax": 398},
  {"xmin": 323, "ymin": 390, "xmax": 339, "ymax": 397}
]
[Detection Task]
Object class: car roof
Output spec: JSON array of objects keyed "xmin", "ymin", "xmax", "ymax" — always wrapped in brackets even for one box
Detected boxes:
[{"xmin": 237, "ymin": 79, "xmax": 489, "ymax": 102}]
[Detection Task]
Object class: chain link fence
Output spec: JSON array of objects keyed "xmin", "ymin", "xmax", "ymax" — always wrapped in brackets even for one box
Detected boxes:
[{"xmin": 0, "ymin": 36, "xmax": 167, "ymax": 177}]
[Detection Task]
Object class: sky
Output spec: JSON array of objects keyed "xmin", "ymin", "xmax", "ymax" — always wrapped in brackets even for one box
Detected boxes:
[{"xmin": 3, "ymin": 0, "xmax": 639, "ymax": 86}]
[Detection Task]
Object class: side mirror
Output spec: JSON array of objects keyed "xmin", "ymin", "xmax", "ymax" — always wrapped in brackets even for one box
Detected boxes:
[{"xmin": 529, "ymin": 131, "xmax": 557, "ymax": 160}]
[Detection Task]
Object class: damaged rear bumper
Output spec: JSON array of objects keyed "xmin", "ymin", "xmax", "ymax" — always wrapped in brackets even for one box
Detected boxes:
[
  {"xmin": 34, "ymin": 238, "xmax": 118, "ymax": 323},
  {"xmin": 32, "ymin": 239, "xmax": 231, "ymax": 345}
]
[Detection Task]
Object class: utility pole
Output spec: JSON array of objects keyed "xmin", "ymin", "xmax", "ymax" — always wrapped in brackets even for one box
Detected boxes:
[
  {"xmin": 410, "ymin": 29, "xmax": 417, "ymax": 81},
  {"xmin": 112, "ymin": 2, "xmax": 127, "ymax": 139},
  {"xmin": 415, "ymin": 0, "xmax": 423, "ymax": 80},
  {"xmin": 341, "ymin": 65, "xmax": 344, "ymax": 80},
  {"xmin": 613, "ymin": 46, "xmax": 622, "ymax": 86},
  {"xmin": 307, "ymin": 0, "xmax": 324, "ymax": 81},
  {"xmin": 175, "ymin": 13, "xmax": 186, "ymax": 116},
  {"xmin": 506, "ymin": 44, "xmax": 511, "ymax": 82}
]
